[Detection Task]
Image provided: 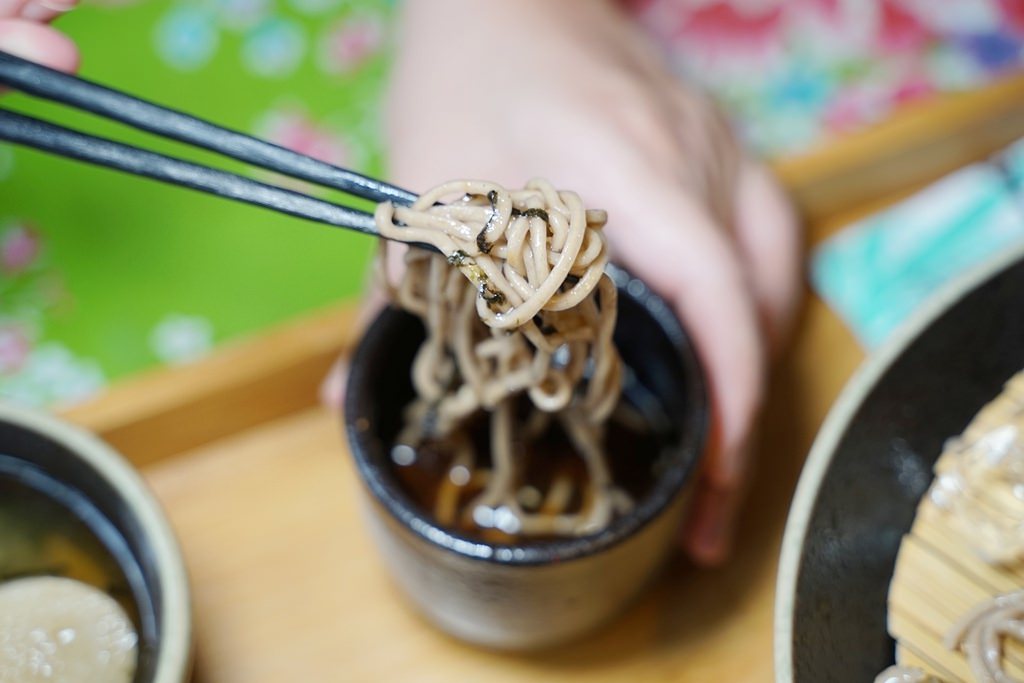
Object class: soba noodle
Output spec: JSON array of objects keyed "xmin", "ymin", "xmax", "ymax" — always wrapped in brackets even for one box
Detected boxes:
[
  {"xmin": 873, "ymin": 666, "xmax": 938, "ymax": 683},
  {"xmin": 945, "ymin": 590, "xmax": 1024, "ymax": 683},
  {"xmin": 929, "ymin": 371, "xmax": 1024, "ymax": 565},
  {"xmin": 375, "ymin": 178, "xmax": 631, "ymax": 537}
]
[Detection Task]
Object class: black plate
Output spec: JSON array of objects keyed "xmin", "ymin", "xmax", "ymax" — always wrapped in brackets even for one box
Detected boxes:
[{"xmin": 775, "ymin": 249, "xmax": 1024, "ymax": 682}]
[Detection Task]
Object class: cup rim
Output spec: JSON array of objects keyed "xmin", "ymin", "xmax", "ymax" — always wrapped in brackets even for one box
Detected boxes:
[
  {"xmin": 0, "ymin": 402, "xmax": 193, "ymax": 683},
  {"xmin": 345, "ymin": 265, "xmax": 708, "ymax": 566}
]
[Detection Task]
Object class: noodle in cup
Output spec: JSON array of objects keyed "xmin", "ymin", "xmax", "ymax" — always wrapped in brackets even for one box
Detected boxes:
[{"xmin": 344, "ymin": 264, "xmax": 707, "ymax": 650}]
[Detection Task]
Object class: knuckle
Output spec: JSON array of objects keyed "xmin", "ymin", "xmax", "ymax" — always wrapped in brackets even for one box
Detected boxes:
[{"xmin": 704, "ymin": 460, "xmax": 745, "ymax": 493}]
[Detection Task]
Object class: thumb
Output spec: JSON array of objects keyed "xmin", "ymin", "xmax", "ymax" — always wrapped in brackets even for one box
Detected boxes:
[{"xmin": 0, "ymin": 19, "xmax": 79, "ymax": 73}]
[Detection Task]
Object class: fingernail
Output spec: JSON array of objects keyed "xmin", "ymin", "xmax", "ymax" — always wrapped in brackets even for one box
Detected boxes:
[
  {"xmin": 0, "ymin": 0, "xmax": 29, "ymax": 16},
  {"xmin": 37, "ymin": 0, "xmax": 75, "ymax": 10},
  {"xmin": 685, "ymin": 486, "xmax": 741, "ymax": 567},
  {"xmin": 692, "ymin": 510, "xmax": 730, "ymax": 565},
  {"xmin": 19, "ymin": 0, "xmax": 73, "ymax": 19},
  {"xmin": 719, "ymin": 433, "xmax": 755, "ymax": 488},
  {"xmin": 319, "ymin": 359, "xmax": 349, "ymax": 409},
  {"xmin": 18, "ymin": 3, "xmax": 49, "ymax": 20}
]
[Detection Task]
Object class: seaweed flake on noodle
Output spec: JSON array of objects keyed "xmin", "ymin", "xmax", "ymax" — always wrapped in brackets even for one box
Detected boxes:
[{"xmin": 375, "ymin": 178, "xmax": 637, "ymax": 538}]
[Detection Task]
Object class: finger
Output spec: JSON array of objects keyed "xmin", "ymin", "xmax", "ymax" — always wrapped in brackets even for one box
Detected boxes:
[
  {"xmin": 603, "ymin": 172, "xmax": 765, "ymax": 564},
  {"xmin": 607, "ymin": 178, "xmax": 765, "ymax": 478},
  {"xmin": 681, "ymin": 470, "xmax": 746, "ymax": 566},
  {"xmin": 731, "ymin": 160, "xmax": 802, "ymax": 355},
  {"xmin": 668, "ymin": 85, "xmax": 743, "ymax": 229},
  {"xmin": 672, "ymin": 80, "xmax": 802, "ymax": 352},
  {"xmin": 0, "ymin": 0, "xmax": 30, "ymax": 18},
  {"xmin": 0, "ymin": 19, "xmax": 79, "ymax": 72},
  {"xmin": 319, "ymin": 355, "xmax": 350, "ymax": 412},
  {"xmin": 19, "ymin": 0, "xmax": 78, "ymax": 23}
]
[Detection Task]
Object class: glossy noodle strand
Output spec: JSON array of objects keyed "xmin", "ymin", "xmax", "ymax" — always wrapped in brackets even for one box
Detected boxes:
[{"xmin": 375, "ymin": 178, "xmax": 630, "ymax": 537}]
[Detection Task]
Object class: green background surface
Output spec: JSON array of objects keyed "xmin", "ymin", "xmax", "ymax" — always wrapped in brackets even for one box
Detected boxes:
[
  {"xmin": 6, "ymin": 0, "xmax": 1022, "ymax": 407},
  {"xmin": 1, "ymin": 0, "xmax": 388, "ymax": 397}
]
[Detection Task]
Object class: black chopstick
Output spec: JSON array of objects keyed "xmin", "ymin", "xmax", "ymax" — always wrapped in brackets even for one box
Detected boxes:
[
  {"xmin": 0, "ymin": 108, "xmax": 383, "ymax": 236},
  {"xmin": 0, "ymin": 49, "xmax": 416, "ymax": 207}
]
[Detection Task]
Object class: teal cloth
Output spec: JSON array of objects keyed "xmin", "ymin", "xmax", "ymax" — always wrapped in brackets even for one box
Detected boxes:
[{"xmin": 811, "ymin": 150, "xmax": 1024, "ymax": 349}]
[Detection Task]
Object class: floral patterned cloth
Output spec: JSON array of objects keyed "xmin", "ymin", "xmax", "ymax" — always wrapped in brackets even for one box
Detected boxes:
[
  {"xmin": 2, "ymin": 0, "xmax": 1023, "ymax": 407},
  {"xmin": 812, "ymin": 156, "xmax": 1024, "ymax": 348},
  {"xmin": 632, "ymin": 0, "xmax": 1024, "ymax": 155},
  {"xmin": 2, "ymin": 0, "xmax": 392, "ymax": 406}
]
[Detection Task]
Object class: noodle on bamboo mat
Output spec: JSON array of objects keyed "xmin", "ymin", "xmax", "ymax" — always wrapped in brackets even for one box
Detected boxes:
[{"xmin": 882, "ymin": 373, "xmax": 1024, "ymax": 683}]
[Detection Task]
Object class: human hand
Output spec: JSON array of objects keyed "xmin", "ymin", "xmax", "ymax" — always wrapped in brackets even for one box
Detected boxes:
[
  {"xmin": 0, "ymin": 0, "xmax": 79, "ymax": 72},
  {"xmin": 326, "ymin": 0, "xmax": 801, "ymax": 566}
]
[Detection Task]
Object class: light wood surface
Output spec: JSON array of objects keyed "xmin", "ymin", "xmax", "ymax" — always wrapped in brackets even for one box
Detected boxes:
[
  {"xmin": 84, "ymin": 291, "xmax": 858, "ymax": 683},
  {"xmin": 58, "ymin": 258, "xmax": 863, "ymax": 682},
  {"xmin": 63, "ymin": 304, "xmax": 361, "ymax": 468},
  {"xmin": 54, "ymin": 75, "xmax": 1024, "ymax": 683},
  {"xmin": 51, "ymin": 145, "xmax": 888, "ymax": 683}
]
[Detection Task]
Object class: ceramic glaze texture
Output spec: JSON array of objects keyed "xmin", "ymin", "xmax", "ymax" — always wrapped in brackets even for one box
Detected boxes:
[
  {"xmin": 362, "ymin": 488, "xmax": 688, "ymax": 649},
  {"xmin": 345, "ymin": 267, "xmax": 706, "ymax": 650},
  {"xmin": 0, "ymin": 405, "xmax": 192, "ymax": 683}
]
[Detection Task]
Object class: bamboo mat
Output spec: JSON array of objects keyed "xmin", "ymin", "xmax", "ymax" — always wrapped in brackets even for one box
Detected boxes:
[{"xmin": 888, "ymin": 374, "xmax": 1024, "ymax": 682}]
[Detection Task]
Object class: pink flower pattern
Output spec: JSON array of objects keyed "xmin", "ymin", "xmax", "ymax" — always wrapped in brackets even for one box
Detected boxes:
[
  {"xmin": 256, "ymin": 107, "xmax": 350, "ymax": 167},
  {"xmin": 1, "ymin": 223, "xmax": 40, "ymax": 274},
  {"xmin": 318, "ymin": 15, "xmax": 385, "ymax": 75},
  {"xmin": 0, "ymin": 324, "xmax": 31, "ymax": 374},
  {"xmin": 999, "ymin": 0, "xmax": 1024, "ymax": 35},
  {"xmin": 632, "ymin": 0, "xmax": 1024, "ymax": 154},
  {"xmin": 668, "ymin": 2, "xmax": 787, "ymax": 70},
  {"xmin": 876, "ymin": 0, "xmax": 934, "ymax": 55}
]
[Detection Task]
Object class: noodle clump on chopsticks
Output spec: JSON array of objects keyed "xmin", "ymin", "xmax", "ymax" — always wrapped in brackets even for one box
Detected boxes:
[{"xmin": 375, "ymin": 178, "xmax": 632, "ymax": 538}]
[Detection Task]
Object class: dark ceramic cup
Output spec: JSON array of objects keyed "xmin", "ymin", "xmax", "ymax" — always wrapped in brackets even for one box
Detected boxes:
[{"xmin": 345, "ymin": 265, "xmax": 707, "ymax": 650}]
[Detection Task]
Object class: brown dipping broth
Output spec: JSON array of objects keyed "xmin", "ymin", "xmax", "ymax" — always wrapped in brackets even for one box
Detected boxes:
[
  {"xmin": 390, "ymin": 386, "xmax": 674, "ymax": 544},
  {"xmin": 0, "ymin": 475, "xmax": 140, "ymax": 630}
]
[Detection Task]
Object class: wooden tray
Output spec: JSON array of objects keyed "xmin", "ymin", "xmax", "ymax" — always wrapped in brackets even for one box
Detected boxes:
[
  {"xmin": 54, "ymin": 78, "xmax": 1024, "ymax": 681},
  {"xmin": 776, "ymin": 72, "xmax": 1024, "ymax": 224},
  {"xmin": 55, "ymin": 253, "xmax": 856, "ymax": 682}
]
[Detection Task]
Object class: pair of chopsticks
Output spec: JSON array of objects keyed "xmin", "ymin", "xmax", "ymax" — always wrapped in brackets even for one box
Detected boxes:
[{"xmin": 0, "ymin": 50, "xmax": 418, "ymax": 240}]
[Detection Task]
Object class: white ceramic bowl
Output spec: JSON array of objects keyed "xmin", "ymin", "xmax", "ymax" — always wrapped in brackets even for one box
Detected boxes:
[{"xmin": 0, "ymin": 402, "xmax": 192, "ymax": 683}]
